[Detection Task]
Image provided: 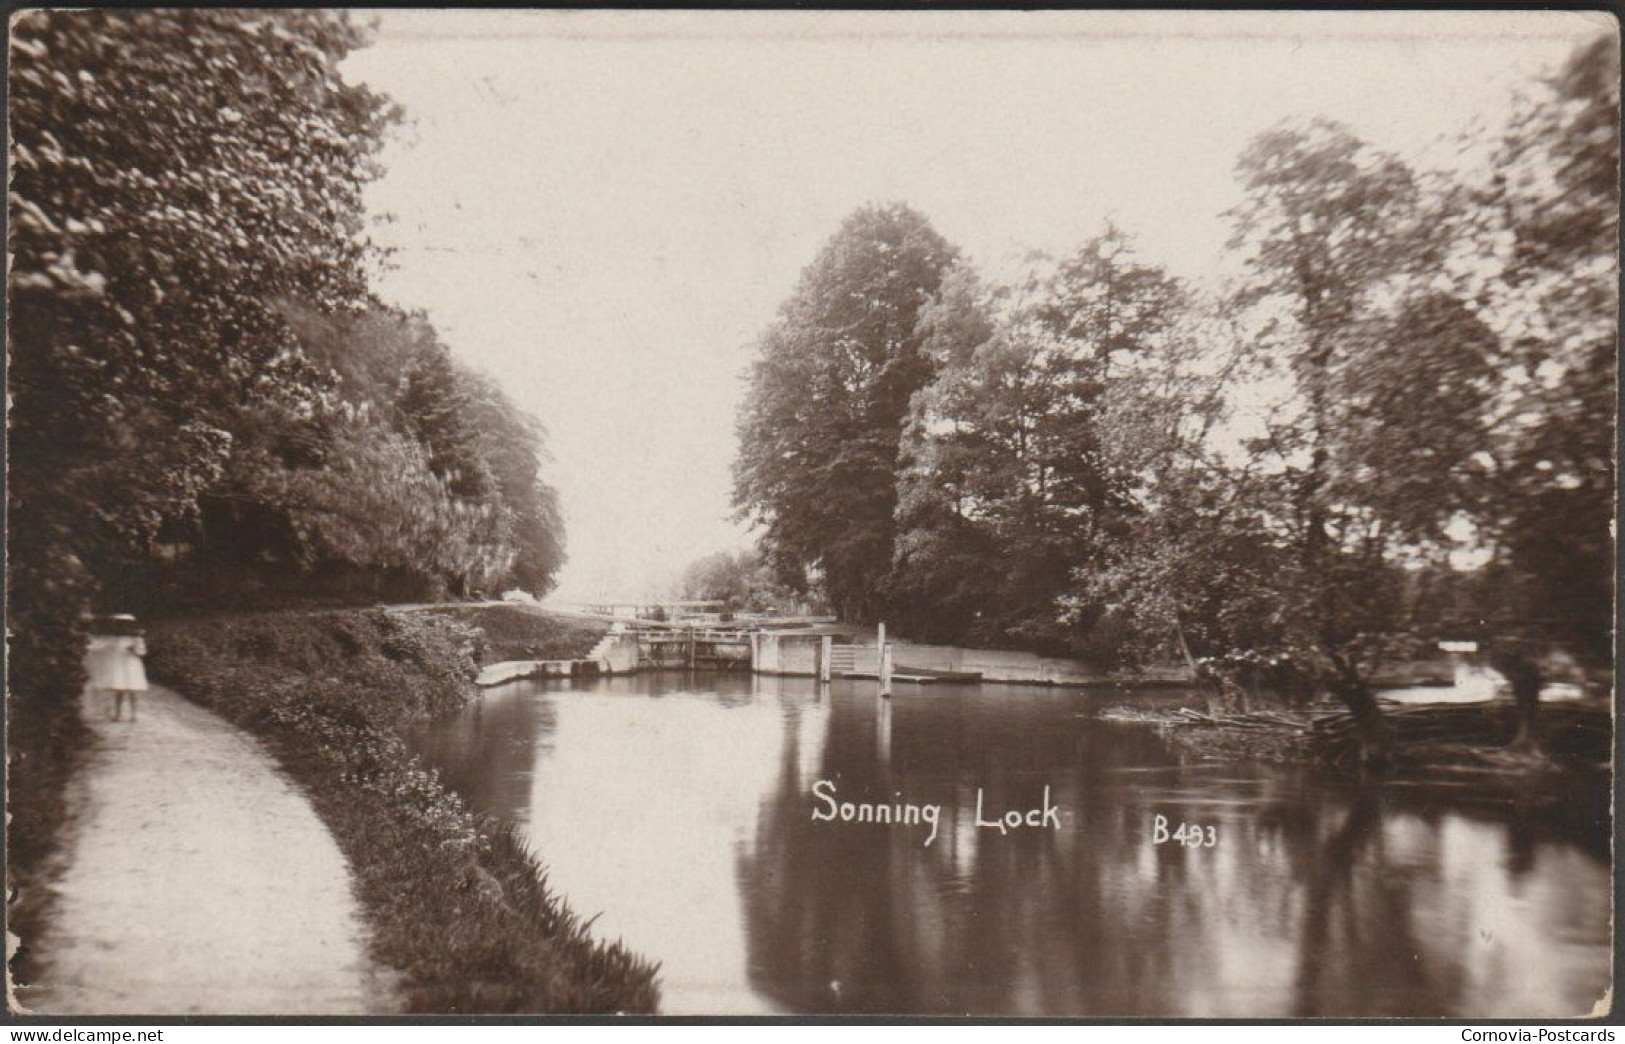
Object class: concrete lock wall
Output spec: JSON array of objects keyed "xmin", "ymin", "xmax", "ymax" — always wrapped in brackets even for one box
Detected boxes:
[
  {"xmin": 780, "ymin": 641, "xmax": 818, "ymax": 675},
  {"xmin": 887, "ymin": 641, "xmax": 1094, "ymax": 683},
  {"xmin": 886, "ymin": 641, "xmax": 1189, "ymax": 685},
  {"xmin": 598, "ymin": 633, "xmax": 641, "ymax": 674},
  {"xmin": 751, "ymin": 631, "xmax": 1191, "ymax": 686},
  {"xmin": 751, "ymin": 633, "xmax": 821, "ymax": 676}
]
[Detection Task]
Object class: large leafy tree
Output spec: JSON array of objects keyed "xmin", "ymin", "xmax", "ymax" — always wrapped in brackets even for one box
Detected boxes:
[
  {"xmin": 460, "ymin": 370, "xmax": 568, "ymax": 596},
  {"xmin": 401, "ymin": 340, "xmax": 494, "ymax": 502},
  {"xmin": 1058, "ymin": 292, "xmax": 1260, "ymax": 677},
  {"xmin": 1472, "ymin": 33, "xmax": 1618, "ymax": 727},
  {"xmin": 1222, "ymin": 118, "xmax": 1489, "ymax": 758},
  {"xmin": 233, "ymin": 416, "xmax": 511, "ymax": 595},
  {"xmin": 733, "ymin": 203, "xmax": 958, "ymax": 623},
  {"xmin": 888, "ymin": 263, "xmax": 1006, "ymax": 642},
  {"xmin": 202, "ymin": 304, "xmax": 568, "ymax": 601},
  {"xmin": 9, "ymin": 10, "xmax": 396, "ymax": 701},
  {"xmin": 892, "ymin": 228, "xmax": 1194, "ymax": 653}
]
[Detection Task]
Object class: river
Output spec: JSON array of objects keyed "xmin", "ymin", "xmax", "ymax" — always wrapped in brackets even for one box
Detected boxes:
[{"xmin": 409, "ymin": 671, "xmax": 1611, "ymax": 1017}]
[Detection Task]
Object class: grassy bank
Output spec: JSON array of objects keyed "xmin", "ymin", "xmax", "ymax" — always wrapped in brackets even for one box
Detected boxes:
[
  {"xmin": 413, "ymin": 605, "xmax": 608, "ymax": 665},
  {"xmin": 145, "ymin": 609, "xmax": 659, "ymax": 1014}
]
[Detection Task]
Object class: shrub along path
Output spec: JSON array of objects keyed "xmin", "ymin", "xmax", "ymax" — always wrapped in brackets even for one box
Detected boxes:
[{"xmin": 19, "ymin": 683, "xmax": 396, "ymax": 1015}]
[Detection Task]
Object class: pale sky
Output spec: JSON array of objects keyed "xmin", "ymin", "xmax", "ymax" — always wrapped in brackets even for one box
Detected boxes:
[{"xmin": 342, "ymin": 10, "xmax": 1607, "ymax": 602}]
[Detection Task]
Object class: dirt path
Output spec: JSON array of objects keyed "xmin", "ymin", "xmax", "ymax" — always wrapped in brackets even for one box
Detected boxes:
[{"xmin": 19, "ymin": 684, "xmax": 396, "ymax": 1015}]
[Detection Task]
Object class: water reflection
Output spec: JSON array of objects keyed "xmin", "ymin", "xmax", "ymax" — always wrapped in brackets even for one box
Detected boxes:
[{"xmin": 411, "ymin": 673, "xmax": 1610, "ymax": 1017}]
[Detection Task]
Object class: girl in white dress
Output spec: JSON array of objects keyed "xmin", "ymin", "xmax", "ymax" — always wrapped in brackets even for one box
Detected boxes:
[{"xmin": 87, "ymin": 614, "xmax": 147, "ymax": 722}]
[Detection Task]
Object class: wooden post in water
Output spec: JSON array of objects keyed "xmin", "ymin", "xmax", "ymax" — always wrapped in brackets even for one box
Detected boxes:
[
  {"xmin": 878, "ymin": 621, "xmax": 892, "ymax": 698},
  {"xmin": 819, "ymin": 635, "xmax": 833, "ymax": 683}
]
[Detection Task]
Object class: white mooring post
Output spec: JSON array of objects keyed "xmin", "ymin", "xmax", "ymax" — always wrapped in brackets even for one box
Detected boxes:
[
  {"xmin": 878, "ymin": 621, "xmax": 892, "ymax": 698},
  {"xmin": 820, "ymin": 635, "xmax": 833, "ymax": 683}
]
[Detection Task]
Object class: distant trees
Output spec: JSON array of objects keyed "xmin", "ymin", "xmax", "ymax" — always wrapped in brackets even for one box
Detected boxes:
[
  {"xmin": 733, "ymin": 203, "xmax": 958, "ymax": 623},
  {"xmin": 462, "ymin": 370, "xmax": 568, "ymax": 595},
  {"xmin": 8, "ymin": 10, "xmax": 565, "ymax": 706},
  {"xmin": 677, "ymin": 549, "xmax": 801, "ymax": 613}
]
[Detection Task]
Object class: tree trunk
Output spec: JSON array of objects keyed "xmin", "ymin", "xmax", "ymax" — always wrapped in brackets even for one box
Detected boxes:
[
  {"xmin": 1489, "ymin": 644, "xmax": 1543, "ymax": 750},
  {"xmin": 1330, "ymin": 672, "xmax": 1392, "ymax": 771}
]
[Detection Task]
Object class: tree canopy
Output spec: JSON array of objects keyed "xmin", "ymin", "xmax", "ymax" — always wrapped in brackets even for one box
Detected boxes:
[
  {"xmin": 8, "ymin": 11, "xmax": 568, "ymax": 703},
  {"xmin": 729, "ymin": 32, "xmax": 1615, "ymax": 761},
  {"xmin": 732, "ymin": 203, "xmax": 958, "ymax": 624}
]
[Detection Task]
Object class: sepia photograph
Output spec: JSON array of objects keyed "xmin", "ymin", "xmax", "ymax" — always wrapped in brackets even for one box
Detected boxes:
[{"xmin": 5, "ymin": 7, "xmax": 1618, "ymax": 1021}]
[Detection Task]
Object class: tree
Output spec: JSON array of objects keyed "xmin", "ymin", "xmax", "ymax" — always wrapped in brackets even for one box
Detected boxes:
[
  {"xmin": 733, "ymin": 203, "xmax": 958, "ymax": 623},
  {"xmin": 677, "ymin": 549, "xmax": 795, "ymax": 613},
  {"xmin": 400, "ymin": 338, "xmax": 495, "ymax": 502},
  {"xmin": 1469, "ymin": 33, "xmax": 1619, "ymax": 739},
  {"xmin": 1223, "ymin": 118, "xmax": 1464, "ymax": 760},
  {"xmin": 203, "ymin": 305, "xmax": 568, "ymax": 601},
  {"xmin": 1059, "ymin": 289, "xmax": 1266, "ymax": 679},
  {"xmin": 889, "ymin": 262, "xmax": 1017, "ymax": 643},
  {"xmin": 8, "ymin": 10, "xmax": 395, "ymax": 701},
  {"xmin": 461, "ymin": 370, "xmax": 568, "ymax": 595},
  {"xmin": 892, "ymin": 227, "xmax": 1197, "ymax": 654}
]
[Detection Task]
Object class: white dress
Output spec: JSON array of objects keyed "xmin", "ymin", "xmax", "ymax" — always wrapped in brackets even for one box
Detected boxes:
[{"xmin": 87, "ymin": 635, "xmax": 148, "ymax": 692}]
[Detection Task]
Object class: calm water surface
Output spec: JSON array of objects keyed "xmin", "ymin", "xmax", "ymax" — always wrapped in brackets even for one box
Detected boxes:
[{"xmin": 410, "ymin": 672, "xmax": 1611, "ymax": 1017}]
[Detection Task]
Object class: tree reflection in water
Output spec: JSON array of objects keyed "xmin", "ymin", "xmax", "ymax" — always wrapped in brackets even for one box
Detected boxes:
[
  {"xmin": 732, "ymin": 685, "xmax": 1609, "ymax": 1016},
  {"xmin": 409, "ymin": 676, "xmax": 1609, "ymax": 1017}
]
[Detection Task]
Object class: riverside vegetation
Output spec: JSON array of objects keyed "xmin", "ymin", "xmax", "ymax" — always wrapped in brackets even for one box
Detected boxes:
[
  {"xmin": 416, "ymin": 605, "xmax": 609, "ymax": 666},
  {"xmin": 144, "ymin": 608, "xmax": 658, "ymax": 1013},
  {"xmin": 730, "ymin": 35, "xmax": 1616, "ymax": 764},
  {"xmin": 5, "ymin": 8, "xmax": 1616, "ymax": 1012},
  {"xmin": 6, "ymin": 12, "xmax": 589, "ymax": 1008}
]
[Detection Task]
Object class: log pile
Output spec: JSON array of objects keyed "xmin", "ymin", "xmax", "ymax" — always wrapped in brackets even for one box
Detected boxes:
[
  {"xmin": 1310, "ymin": 701, "xmax": 1612, "ymax": 769},
  {"xmin": 1149, "ymin": 707, "xmax": 1316, "ymax": 761},
  {"xmin": 1144, "ymin": 700, "xmax": 1611, "ymax": 775},
  {"xmin": 1170, "ymin": 708, "xmax": 1310, "ymax": 730}
]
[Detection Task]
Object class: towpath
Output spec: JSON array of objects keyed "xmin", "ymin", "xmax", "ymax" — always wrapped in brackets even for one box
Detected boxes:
[{"xmin": 19, "ymin": 684, "xmax": 395, "ymax": 1015}]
